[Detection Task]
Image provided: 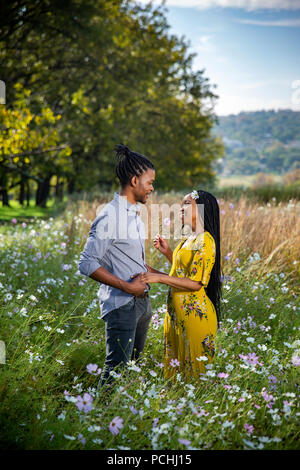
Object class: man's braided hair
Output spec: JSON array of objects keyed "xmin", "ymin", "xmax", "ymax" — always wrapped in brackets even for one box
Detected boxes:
[{"xmin": 114, "ymin": 144, "xmax": 155, "ymax": 187}]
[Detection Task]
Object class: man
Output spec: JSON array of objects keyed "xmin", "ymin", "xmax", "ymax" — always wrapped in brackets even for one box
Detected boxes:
[{"xmin": 78, "ymin": 144, "xmax": 158, "ymax": 390}]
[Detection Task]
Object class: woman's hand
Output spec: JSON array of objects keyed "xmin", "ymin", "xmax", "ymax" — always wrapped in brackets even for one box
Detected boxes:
[
  {"xmin": 140, "ymin": 272, "xmax": 162, "ymax": 284},
  {"xmin": 154, "ymin": 234, "xmax": 173, "ymax": 263},
  {"xmin": 154, "ymin": 234, "xmax": 170, "ymax": 256}
]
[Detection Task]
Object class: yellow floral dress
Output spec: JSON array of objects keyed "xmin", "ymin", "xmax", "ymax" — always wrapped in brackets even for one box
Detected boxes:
[{"xmin": 164, "ymin": 231, "xmax": 217, "ymax": 380}]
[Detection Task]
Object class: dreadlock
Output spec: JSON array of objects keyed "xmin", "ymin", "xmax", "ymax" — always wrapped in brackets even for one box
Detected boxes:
[
  {"xmin": 114, "ymin": 144, "xmax": 155, "ymax": 187},
  {"xmin": 195, "ymin": 189, "xmax": 224, "ymax": 328}
]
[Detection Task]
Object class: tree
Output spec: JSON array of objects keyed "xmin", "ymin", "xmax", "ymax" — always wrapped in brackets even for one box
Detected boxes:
[
  {"xmin": 0, "ymin": 83, "xmax": 71, "ymax": 206},
  {"xmin": 0, "ymin": 0, "xmax": 224, "ymax": 203}
]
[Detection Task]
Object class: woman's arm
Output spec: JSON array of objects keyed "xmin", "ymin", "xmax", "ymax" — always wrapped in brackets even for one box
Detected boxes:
[
  {"xmin": 141, "ymin": 272, "xmax": 203, "ymax": 292},
  {"xmin": 159, "ymin": 274, "xmax": 203, "ymax": 292},
  {"xmin": 164, "ymin": 248, "xmax": 173, "ymax": 264},
  {"xmin": 145, "ymin": 263, "xmax": 168, "ymax": 276}
]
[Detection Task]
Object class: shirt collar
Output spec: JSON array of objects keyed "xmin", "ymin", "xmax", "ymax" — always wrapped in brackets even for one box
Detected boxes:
[{"xmin": 113, "ymin": 191, "xmax": 141, "ymax": 213}]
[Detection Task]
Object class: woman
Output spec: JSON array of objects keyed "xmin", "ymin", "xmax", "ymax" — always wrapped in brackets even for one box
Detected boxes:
[{"xmin": 140, "ymin": 189, "xmax": 222, "ymax": 380}]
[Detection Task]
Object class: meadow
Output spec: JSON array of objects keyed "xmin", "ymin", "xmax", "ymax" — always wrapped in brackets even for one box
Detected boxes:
[{"xmin": 0, "ymin": 192, "xmax": 299, "ymax": 450}]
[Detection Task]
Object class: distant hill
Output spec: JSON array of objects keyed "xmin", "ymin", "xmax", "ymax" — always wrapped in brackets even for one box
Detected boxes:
[{"xmin": 212, "ymin": 110, "xmax": 300, "ymax": 176}]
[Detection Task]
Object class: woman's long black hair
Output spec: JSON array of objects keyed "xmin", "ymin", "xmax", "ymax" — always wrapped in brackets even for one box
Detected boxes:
[
  {"xmin": 195, "ymin": 189, "xmax": 223, "ymax": 328},
  {"xmin": 114, "ymin": 144, "xmax": 155, "ymax": 187}
]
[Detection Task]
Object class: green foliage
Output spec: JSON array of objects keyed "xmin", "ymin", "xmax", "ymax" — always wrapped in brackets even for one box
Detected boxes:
[
  {"xmin": 65, "ymin": 344, "xmax": 102, "ymax": 376},
  {"xmin": 213, "ymin": 183, "xmax": 300, "ymax": 203},
  {"xmin": 0, "ymin": 210, "xmax": 299, "ymax": 449},
  {"xmin": 0, "ymin": 0, "xmax": 224, "ymax": 201},
  {"xmin": 0, "ymin": 84, "xmax": 71, "ymax": 181},
  {"xmin": 215, "ymin": 109, "xmax": 300, "ymax": 145},
  {"xmin": 213, "ymin": 110, "xmax": 300, "ymax": 176}
]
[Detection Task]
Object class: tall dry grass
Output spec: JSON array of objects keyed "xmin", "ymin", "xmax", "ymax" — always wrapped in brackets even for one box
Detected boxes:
[{"xmin": 63, "ymin": 191, "xmax": 300, "ymax": 289}]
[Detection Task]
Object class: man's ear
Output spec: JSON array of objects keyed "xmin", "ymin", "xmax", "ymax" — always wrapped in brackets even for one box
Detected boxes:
[{"xmin": 130, "ymin": 175, "xmax": 138, "ymax": 187}]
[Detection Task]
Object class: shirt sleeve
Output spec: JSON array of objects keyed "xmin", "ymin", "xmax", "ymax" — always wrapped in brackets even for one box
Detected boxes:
[
  {"xmin": 78, "ymin": 210, "xmax": 115, "ymax": 277},
  {"xmin": 187, "ymin": 232, "xmax": 216, "ymax": 287}
]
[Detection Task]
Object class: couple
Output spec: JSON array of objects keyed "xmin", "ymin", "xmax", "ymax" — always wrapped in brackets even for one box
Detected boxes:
[{"xmin": 78, "ymin": 144, "xmax": 222, "ymax": 389}]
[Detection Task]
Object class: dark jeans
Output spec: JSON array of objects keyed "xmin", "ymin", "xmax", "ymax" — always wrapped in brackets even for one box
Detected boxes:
[{"xmin": 97, "ymin": 296, "xmax": 152, "ymax": 389}]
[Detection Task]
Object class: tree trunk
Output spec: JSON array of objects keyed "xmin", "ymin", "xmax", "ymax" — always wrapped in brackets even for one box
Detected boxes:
[
  {"xmin": 26, "ymin": 179, "xmax": 31, "ymax": 207},
  {"xmin": 55, "ymin": 177, "xmax": 64, "ymax": 201},
  {"xmin": 19, "ymin": 176, "xmax": 25, "ymax": 206},
  {"xmin": 59, "ymin": 181, "xmax": 64, "ymax": 201},
  {"xmin": 35, "ymin": 176, "xmax": 52, "ymax": 207},
  {"xmin": 35, "ymin": 181, "xmax": 41, "ymax": 206},
  {"xmin": 67, "ymin": 178, "xmax": 75, "ymax": 194},
  {"xmin": 0, "ymin": 171, "xmax": 10, "ymax": 206},
  {"xmin": 1, "ymin": 188, "xmax": 10, "ymax": 206}
]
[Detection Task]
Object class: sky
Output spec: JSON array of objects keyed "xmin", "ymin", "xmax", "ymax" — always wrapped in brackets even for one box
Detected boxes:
[{"xmin": 135, "ymin": 0, "xmax": 300, "ymax": 115}]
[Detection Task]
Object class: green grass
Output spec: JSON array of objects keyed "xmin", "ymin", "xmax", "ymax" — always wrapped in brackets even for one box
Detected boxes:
[
  {"xmin": 0, "ymin": 197, "xmax": 68, "ymax": 221},
  {"xmin": 0, "ymin": 207, "xmax": 299, "ymax": 450},
  {"xmin": 217, "ymin": 174, "xmax": 283, "ymax": 188}
]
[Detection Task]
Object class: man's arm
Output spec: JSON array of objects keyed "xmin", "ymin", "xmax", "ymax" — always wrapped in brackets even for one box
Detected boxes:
[
  {"xmin": 89, "ymin": 266, "xmax": 147, "ymax": 295},
  {"xmin": 78, "ymin": 212, "xmax": 112, "ymax": 278},
  {"xmin": 78, "ymin": 211, "xmax": 147, "ymax": 296}
]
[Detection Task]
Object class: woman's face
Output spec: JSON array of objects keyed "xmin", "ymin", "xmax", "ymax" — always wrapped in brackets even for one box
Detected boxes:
[
  {"xmin": 180, "ymin": 193, "xmax": 205, "ymax": 234},
  {"xmin": 180, "ymin": 193, "xmax": 197, "ymax": 230}
]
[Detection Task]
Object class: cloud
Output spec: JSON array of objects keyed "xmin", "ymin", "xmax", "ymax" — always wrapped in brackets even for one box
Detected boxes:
[
  {"xmin": 194, "ymin": 35, "xmax": 216, "ymax": 53},
  {"xmin": 215, "ymin": 94, "xmax": 293, "ymax": 115},
  {"xmin": 236, "ymin": 18, "xmax": 300, "ymax": 26},
  {"xmin": 238, "ymin": 79, "xmax": 293, "ymax": 90},
  {"xmin": 135, "ymin": 0, "xmax": 300, "ymax": 11}
]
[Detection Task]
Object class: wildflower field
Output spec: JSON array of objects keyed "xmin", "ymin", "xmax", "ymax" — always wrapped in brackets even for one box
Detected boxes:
[{"xmin": 0, "ymin": 193, "xmax": 299, "ymax": 450}]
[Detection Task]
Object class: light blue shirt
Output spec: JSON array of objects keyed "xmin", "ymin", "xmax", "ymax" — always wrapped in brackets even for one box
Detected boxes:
[{"xmin": 78, "ymin": 192, "xmax": 148, "ymax": 319}]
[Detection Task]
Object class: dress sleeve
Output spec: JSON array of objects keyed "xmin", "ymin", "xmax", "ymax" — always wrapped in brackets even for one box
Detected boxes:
[{"xmin": 187, "ymin": 232, "xmax": 216, "ymax": 287}]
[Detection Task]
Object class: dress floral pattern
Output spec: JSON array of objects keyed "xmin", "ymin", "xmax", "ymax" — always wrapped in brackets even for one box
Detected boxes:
[{"xmin": 164, "ymin": 231, "xmax": 217, "ymax": 380}]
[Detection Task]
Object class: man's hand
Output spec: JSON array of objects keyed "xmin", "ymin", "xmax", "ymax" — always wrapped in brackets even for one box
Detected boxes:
[
  {"xmin": 126, "ymin": 273, "xmax": 148, "ymax": 296},
  {"xmin": 130, "ymin": 272, "xmax": 141, "ymax": 280}
]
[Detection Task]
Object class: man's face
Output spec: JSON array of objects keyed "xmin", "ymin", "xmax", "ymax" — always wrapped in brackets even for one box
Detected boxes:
[{"xmin": 133, "ymin": 169, "xmax": 155, "ymax": 204}]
